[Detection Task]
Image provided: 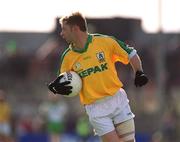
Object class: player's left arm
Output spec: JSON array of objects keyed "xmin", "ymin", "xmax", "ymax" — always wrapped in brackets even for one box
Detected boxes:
[
  {"xmin": 130, "ymin": 54, "xmax": 148, "ymax": 87},
  {"xmin": 110, "ymin": 37, "xmax": 148, "ymax": 87},
  {"xmin": 129, "ymin": 54, "xmax": 142, "ymax": 73}
]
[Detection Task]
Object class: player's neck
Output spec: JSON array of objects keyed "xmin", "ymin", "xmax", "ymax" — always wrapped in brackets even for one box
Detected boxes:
[{"xmin": 73, "ymin": 32, "xmax": 88, "ymax": 49}]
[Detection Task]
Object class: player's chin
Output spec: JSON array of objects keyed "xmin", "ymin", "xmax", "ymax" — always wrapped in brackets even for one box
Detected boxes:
[
  {"xmin": 62, "ymin": 36, "xmax": 69, "ymax": 43},
  {"xmin": 65, "ymin": 37, "xmax": 72, "ymax": 43},
  {"xmin": 65, "ymin": 39, "xmax": 72, "ymax": 44}
]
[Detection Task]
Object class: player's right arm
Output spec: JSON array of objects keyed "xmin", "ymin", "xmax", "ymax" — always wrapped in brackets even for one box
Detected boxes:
[
  {"xmin": 47, "ymin": 48, "xmax": 72, "ymax": 95},
  {"xmin": 47, "ymin": 75, "xmax": 72, "ymax": 95},
  {"xmin": 59, "ymin": 48, "xmax": 72, "ymax": 73}
]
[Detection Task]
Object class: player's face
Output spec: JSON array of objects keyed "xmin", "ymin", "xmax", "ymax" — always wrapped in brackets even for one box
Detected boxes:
[{"xmin": 60, "ymin": 22, "xmax": 75, "ymax": 44}]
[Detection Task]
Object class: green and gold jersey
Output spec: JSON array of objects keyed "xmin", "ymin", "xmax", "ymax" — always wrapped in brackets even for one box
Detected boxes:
[{"xmin": 59, "ymin": 34, "xmax": 136, "ymax": 105}]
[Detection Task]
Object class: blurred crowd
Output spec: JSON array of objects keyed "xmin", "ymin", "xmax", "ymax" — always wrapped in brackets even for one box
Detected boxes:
[{"xmin": 0, "ymin": 18, "xmax": 180, "ymax": 142}]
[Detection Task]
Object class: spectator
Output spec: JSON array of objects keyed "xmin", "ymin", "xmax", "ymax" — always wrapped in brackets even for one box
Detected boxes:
[
  {"xmin": 0, "ymin": 89, "xmax": 12, "ymax": 142},
  {"xmin": 39, "ymin": 92, "xmax": 68, "ymax": 142}
]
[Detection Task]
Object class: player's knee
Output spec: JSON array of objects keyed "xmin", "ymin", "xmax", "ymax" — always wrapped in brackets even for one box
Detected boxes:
[{"xmin": 115, "ymin": 119, "xmax": 135, "ymax": 142}]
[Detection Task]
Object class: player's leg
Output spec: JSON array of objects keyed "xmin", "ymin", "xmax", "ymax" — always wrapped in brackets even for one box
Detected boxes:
[
  {"xmin": 88, "ymin": 116, "xmax": 119, "ymax": 142},
  {"xmin": 84, "ymin": 89, "xmax": 133, "ymax": 142},
  {"xmin": 101, "ymin": 130, "xmax": 123, "ymax": 142},
  {"xmin": 112, "ymin": 88, "xmax": 136, "ymax": 142},
  {"xmin": 113, "ymin": 103, "xmax": 135, "ymax": 142},
  {"xmin": 115, "ymin": 119, "xmax": 135, "ymax": 142},
  {"xmin": 97, "ymin": 120, "xmax": 135, "ymax": 142},
  {"xmin": 88, "ymin": 114, "xmax": 125, "ymax": 142}
]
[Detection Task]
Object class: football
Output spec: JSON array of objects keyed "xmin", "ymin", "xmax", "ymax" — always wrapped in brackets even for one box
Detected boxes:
[{"xmin": 59, "ymin": 71, "xmax": 82, "ymax": 97}]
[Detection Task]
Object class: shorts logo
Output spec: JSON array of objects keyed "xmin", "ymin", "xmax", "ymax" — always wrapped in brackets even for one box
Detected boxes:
[
  {"xmin": 96, "ymin": 51, "xmax": 105, "ymax": 62},
  {"xmin": 127, "ymin": 112, "xmax": 132, "ymax": 116}
]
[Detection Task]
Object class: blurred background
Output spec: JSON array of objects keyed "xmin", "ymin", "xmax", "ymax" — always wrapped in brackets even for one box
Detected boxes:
[{"xmin": 0, "ymin": 0, "xmax": 180, "ymax": 142}]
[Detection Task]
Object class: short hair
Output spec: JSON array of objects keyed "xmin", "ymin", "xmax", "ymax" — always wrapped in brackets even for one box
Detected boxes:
[{"xmin": 59, "ymin": 12, "xmax": 87, "ymax": 32}]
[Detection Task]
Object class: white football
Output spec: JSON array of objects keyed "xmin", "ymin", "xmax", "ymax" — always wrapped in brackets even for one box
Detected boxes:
[{"xmin": 59, "ymin": 71, "xmax": 82, "ymax": 97}]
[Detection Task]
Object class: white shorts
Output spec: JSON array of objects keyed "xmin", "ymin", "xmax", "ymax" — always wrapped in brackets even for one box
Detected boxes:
[{"xmin": 85, "ymin": 88, "xmax": 135, "ymax": 136}]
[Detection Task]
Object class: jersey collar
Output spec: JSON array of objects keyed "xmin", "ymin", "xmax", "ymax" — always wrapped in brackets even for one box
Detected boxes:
[{"xmin": 71, "ymin": 34, "xmax": 92, "ymax": 53}]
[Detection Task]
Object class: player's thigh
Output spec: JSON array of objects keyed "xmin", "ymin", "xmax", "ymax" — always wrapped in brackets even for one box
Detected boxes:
[
  {"xmin": 101, "ymin": 130, "xmax": 123, "ymax": 142},
  {"xmin": 115, "ymin": 119, "xmax": 135, "ymax": 142}
]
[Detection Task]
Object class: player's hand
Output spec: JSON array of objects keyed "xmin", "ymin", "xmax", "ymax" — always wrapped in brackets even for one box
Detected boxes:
[
  {"xmin": 47, "ymin": 75, "xmax": 72, "ymax": 95},
  {"xmin": 134, "ymin": 71, "xmax": 148, "ymax": 87}
]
